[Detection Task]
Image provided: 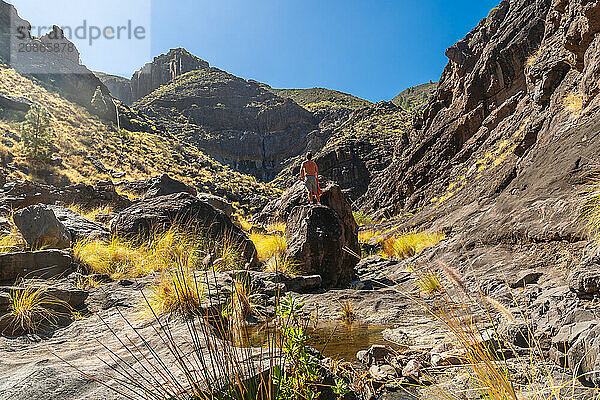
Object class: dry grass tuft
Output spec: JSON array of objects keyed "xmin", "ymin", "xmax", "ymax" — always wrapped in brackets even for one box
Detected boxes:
[
  {"xmin": 262, "ymin": 253, "xmax": 300, "ymax": 276},
  {"xmin": 224, "ymin": 279, "xmax": 255, "ymax": 326},
  {"xmin": 381, "ymin": 231, "xmax": 445, "ymax": 259},
  {"xmin": 563, "ymin": 92, "xmax": 583, "ymax": 117},
  {"xmin": 338, "ymin": 298, "xmax": 356, "ymax": 324},
  {"xmin": 3, "ymin": 286, "xmax": 70, "ymax": 334},
  {"xmin": 145, "ymin": 268, "xmax": 205, "ymax": 316},
  {"xmin": 415, "ymin": 270, "xmax": 444, "ymax": 295}
]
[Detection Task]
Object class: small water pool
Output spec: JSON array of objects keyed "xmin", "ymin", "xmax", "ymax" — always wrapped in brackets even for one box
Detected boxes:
[{"xmin": 237, "ymin": 321, "xmax": 392, "ymax": 361}]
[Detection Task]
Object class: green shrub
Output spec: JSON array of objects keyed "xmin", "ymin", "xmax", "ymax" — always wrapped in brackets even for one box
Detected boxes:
[{"xmin": 20, "ymin": 103, "xmax": 55, "ymax": 161}]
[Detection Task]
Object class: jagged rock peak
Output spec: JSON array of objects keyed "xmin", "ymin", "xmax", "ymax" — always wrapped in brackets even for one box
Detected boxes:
[{"xmin": 130, "ymin": 48, "xmax": 210, "ymax": 101}]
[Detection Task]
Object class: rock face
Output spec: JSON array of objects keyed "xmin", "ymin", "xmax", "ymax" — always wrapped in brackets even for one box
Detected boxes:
[
  {"xmin": 285, "ymin": 184, "xmax": 359, "ymax": 287},
  {"xmin": 13, "ymin": 205, "xmax": 71, "ymax": 249},
  {"xmin": 133, "ymin": 52, "xmax": 317, "ymax": 182},
  {"xmin": 0, "ymin": 180, "xmax": 132, "ymax": 211},
  {"xmin": 0, "ymin": 2, "xmax": 115, "ymax": 119},
  {"xmin": 110, "ymin": 192, "xmax": 257, "ymax": 265},
  {"xmin": 0, "ymin": 93, "xmax": 31, "ymax": 113},
  {"xmin": 273, "ymin": 102, "xmax": 414, "ymax": 201},
  {"xmin": 47, "ymin": 205, "xmax": 109, "ymax": 241},
  {"xmin": 131, "ymin": 48, "xmax": 209, "ymax": 102},
  {"xmin": 143, "ymin": 174, "xmax": 197, "ymax": 199},
  {"xmin": 0, "ymin": 250, "xmax": 73, "ymax": 282}
]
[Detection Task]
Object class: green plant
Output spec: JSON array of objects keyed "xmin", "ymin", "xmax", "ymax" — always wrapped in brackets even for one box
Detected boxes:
[
  {"xmin": 275, "ymin": 295, "xmax": 322, "ymax": 400},
  {"xmin": 20, "ymin": 103, "xmax": 56, "ymax": 161},
  {"xmin": 352, "ymin": 211, "xmax": 374, "ymax": 226}
]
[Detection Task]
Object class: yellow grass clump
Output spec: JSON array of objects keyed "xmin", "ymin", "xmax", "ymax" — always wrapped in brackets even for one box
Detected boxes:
[
  {"xmin": 73, "ymin": 236, "xmax": 146, "ymax": 279},
  {"xmin": 0, "ymin": 227, "xmax": 26, "ymax": 253},
  {"xmin": 75, "ymin": 226, "xmax": 246, "ymax": 279},
  {"xmin": 145, "ymin": 268, "xmax": 205, "ymax": 316},
  {"xmin": 263, "ymin": 253, "xmax": 300, "ymax": 276},
  {"xmin": 381, "ymin": 231, "xmax": 445, "ymax": 259},
  {"xmin": 250, "ymin": 232, "xmax": 287, "ymax": 261},
  {"xmin": 563, "ymin": 92, "xmax": 583, "ymax": 117},
  {"xmin": 3, "ymin": 286, "xmax": 70, "ymax": 334}
]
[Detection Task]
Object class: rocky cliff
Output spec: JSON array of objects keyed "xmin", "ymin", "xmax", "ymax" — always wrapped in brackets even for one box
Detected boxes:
[
  {"xmin": 273, "ymin": 101, "xmax": 413, "ymax": 200},
  {"xmin": 358, "ymin": 0, "xmax": 600, "ymax": 233},
  {"xmin": 132, "ymin": 61, "xmax": 318, "ymax": 181},
  {"xmin": 0, "ymin": 1, "xmax": 115, "ymax": 119}
]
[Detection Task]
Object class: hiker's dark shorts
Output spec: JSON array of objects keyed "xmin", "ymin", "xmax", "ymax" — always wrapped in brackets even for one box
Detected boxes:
[{"xmin": 304, "ymin": 175, "xmax": 318, "ymax": 193}]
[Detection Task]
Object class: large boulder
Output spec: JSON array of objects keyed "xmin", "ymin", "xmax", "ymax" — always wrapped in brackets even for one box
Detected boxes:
[
  {"xmin": 0, "ymin": 250, "xmax": 73, "ymax": 282},
  {"xmin": 256, "ymin": 180, "xmax": 308, "ymax": 223},
  {"xmin": 144, "ymin": 174, "xmax": 197, "ymax": 199},
  {"xmin": 110, "ymin": 192, "xmax": 257, "ymax": 265},
  {"xmin": 47, "ymin": 205, "xmax": 109, "ymax": 241},
  {"xmin": 567, "ymin": 323, "xmax": 600, "ymax": 387},
  {"xmin": 285, "ymin": 184, "xmax": 359, "ymax": 287},
  {"xmin": 197, "ymin": 193, "xmax": 234, "ymax": 217},
  {"xmin": 0, "ymin": 179, "xmax": 131, "ymax": 211},
  {"xmin": 255, "ymin": 180, "xmax": 349, "ymax": 224},
  {"xmin": 13, "ymin": 205, "xmax": 71, "ymax": 249}
]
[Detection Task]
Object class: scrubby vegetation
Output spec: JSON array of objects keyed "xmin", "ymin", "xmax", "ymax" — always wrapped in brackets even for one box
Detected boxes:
[
  {"xmin": 392, "ymin": 82, "xmax": 436, "ymax": 112},
  {"xmin": 0, "ymin": 67, "xmax": 280, "ymax": 212},
  {"xmin": 268, "ymin": 87, "xmax": 372, "ymax": 112},
  {"xmin": 73, "ymin": 226, "xmax": 246, "ymax": 279}
]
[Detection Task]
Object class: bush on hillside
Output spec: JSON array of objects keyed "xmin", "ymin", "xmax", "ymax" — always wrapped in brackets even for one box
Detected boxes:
[{"xmin": 19, "ymin": 103, "xmax": 55, "ymax": 162}]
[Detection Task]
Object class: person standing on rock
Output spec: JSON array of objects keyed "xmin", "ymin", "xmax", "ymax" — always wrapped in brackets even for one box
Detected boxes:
[{"xmin": 300, "ymin": 152, "xmax": 321, "ymax": 204}]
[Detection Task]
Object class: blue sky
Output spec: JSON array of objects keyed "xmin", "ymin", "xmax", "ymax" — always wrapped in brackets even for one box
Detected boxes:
[{"xmin": 11, "ymin": 0, "xmax": 499, "ymax": 102}]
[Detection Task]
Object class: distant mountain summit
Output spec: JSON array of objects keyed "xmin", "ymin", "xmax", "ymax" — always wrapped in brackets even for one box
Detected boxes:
[{"xmin": 392, "ymin": 82, "xmax": 437, "ymax": 112}]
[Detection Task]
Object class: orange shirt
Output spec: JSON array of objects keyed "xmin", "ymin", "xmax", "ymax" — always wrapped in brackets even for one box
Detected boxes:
[{"xmin": 301, "ymin": 160, "xmax": 318, "ymax": 178}]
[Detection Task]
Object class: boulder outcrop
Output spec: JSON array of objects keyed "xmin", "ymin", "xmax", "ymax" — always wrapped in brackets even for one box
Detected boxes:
[
  {"xmin": 285, "ymin": 184, "xmax": 359, "ymax": 287},
  {"xmin": 143, "ymin": 174, "xmax": 197, "ymax": 199},
  {"xmin": 47, "ymin": 205, "xmax": 109, "ymax": 241},
  {"xmin": 0, "ymin": 180, "xmax": 132, "ymax": 211},
  {"xmin": 110, "ymin": 192, "xmax": 257, "ymax": 265},
  {"xmin": 0, "ymin": 250, "xmax": 73, "ymax": 282},
  {"xmin": 13, "ymin": 205, "xmax": 71, "ymax": 249}
]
